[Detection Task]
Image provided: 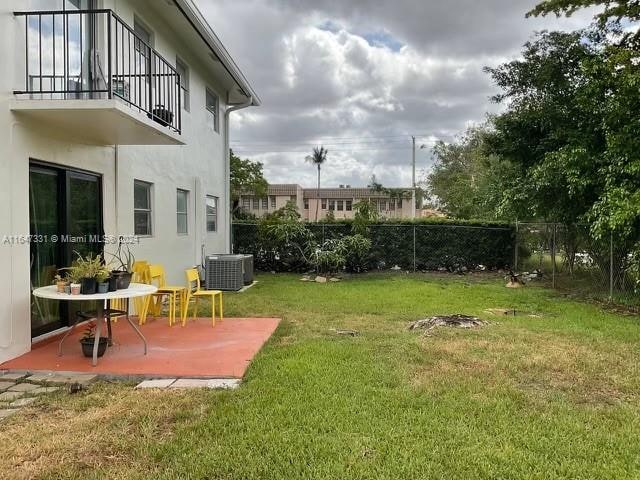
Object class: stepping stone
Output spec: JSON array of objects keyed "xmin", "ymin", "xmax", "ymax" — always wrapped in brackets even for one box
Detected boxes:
[
  {"xmin": 29, "ymin": 373, "xmax": 97, "ymax": 386},
  {"xmin": 0, "ymin": 373, "xmax": 28, "ymax": 381},
  {"xmin": 10, "ymin": 397, "xmax": 37, "ymax": 408},
  {"xmin": 169, "ymin": 378, "xmax": 241, "ymax": 389},
  {"xmin": 31, "ymin": 387, "xmax": 61, "ymax": 395},
  {"xmin": 135, "ymin": 379, "xmax": 176, "ymax": 389},
  {"xmin": 170, "ymin": 379, "xmax": 212, "ymax": 389},
  {"xmin": 8, "ymin": 383, "xmax": 40, "ymax": 393},
  {"xmin": 0, "ymin": 409, "xmax": 18, "ymax": 420},
  {"xmin": 25, "ymin": 373, "xmax": 55, "ymax": 383},
  {"xmin": 0, "ymin": 391, "xmax": 24, "ymax": 402},
  {"xmin": 0, "ymin": 381, "xmax": 16, "ymax": 392},
  {"xmin": 207, "ymin": 379, "xmax": 241, "ymax": 390}
]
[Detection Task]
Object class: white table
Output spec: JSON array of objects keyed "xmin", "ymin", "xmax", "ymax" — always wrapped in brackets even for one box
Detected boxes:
[{"xmin": 32, "ymin": 283, "xmax": 157, "ymax": 366}]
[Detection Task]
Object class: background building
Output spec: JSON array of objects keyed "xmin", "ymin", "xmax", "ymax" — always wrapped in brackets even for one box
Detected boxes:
[{"xmin": 239, "ymin": 184, "xmax": 416, "ymax": 220}]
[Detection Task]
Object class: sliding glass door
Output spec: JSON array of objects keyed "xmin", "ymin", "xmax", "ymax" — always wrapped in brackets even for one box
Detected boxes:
[{"xmin": 29, "ymin": 162, "xmax": 103, "ymax": 337}]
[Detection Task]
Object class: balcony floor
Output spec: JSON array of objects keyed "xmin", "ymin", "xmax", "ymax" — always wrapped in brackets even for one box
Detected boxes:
[
  {"xmin": 0, "ymin": 317, "xmax": 280, "ymax": 379},
  {"xmin": 10, "ymin": 99, "xmax": 184, "ymax": 146}
]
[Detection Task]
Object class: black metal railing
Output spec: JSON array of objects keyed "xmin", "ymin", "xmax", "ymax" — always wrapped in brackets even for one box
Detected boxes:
[{"xmin": 13, "ymin": 9, "xmax": 181, "ymax": 134}]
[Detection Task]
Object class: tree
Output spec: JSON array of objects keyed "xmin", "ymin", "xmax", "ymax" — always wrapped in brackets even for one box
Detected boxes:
[
  {"xmin": 230, "ymin": 149, "xmax": 268, "ymax": 218},
  {"xmin": 305, "ymin": 146, "xmax": 328, "ymax": 222},
  {"xmin": 427, "ymin": 126, "xmax": 518, "ymax": 219},
  {"xmin": 528, "ymin": 0, "xmax": 640, "ymax": 47},
  {"xmin": 483, "ymin": 31, "xmax": 608, "ymax": 225}
]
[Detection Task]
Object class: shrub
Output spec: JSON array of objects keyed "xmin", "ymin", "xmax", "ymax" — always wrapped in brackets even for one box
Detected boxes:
[
  {"xmin": 233, "ymin": 220, "xmax": 515, "ymax": 272},
  {"xmin": 337, "ymin": 234, "xmax": 372, "ymax": 272}
]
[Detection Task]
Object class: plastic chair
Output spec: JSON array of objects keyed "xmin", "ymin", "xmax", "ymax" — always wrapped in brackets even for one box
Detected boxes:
[
  {"xmin": 146, "ymin": 264, "xmax": 186, "ymax": 326},
  {"xmin": 131, "ymin": 260, "xmax": 151, "ymax": 324},
  {"xmin": 182, "ymin": 268, "xmax": 223, "ymax": 327}
]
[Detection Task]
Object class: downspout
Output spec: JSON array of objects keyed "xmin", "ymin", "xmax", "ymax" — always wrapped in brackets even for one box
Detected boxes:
[{"xmin": 224, "ymin": 95, "xmax": 253, "ymax": 254}]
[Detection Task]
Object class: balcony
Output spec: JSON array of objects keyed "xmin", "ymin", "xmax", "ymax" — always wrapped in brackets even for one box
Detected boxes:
[{"xmin": 12, "ymin": 9, "xmax": 183, "ymax": 146}]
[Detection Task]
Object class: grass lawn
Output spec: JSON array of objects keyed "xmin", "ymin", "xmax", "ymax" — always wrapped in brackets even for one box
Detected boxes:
[{"xmin": 3, "ymin": 273, "xmax": 640, "ymax": 479}]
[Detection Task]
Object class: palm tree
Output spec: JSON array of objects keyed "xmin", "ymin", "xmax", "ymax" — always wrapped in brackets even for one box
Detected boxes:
[{"xmin": 305, "ymin": 146, "xmax": 328, "ymax": 222}]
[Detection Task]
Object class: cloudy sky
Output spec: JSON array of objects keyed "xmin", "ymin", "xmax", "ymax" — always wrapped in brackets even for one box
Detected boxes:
[{"xmin": 198, "ymin": 0, "xmax": 596, "ymax": 189}]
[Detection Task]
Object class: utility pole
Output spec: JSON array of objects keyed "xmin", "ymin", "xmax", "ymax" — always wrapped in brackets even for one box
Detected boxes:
[
  {"xmin": 411, "ymin": 135, "xmax": 417, "ymax": 218},
  {"xmin": 411, "ymin": 135, "xmax": 416, "ymax": 188}
]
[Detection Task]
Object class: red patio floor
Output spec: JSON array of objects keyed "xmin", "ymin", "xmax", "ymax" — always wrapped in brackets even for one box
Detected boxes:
[{"xmin": 0, "ymin": 317, "xmax": 280, "ymax": 379}]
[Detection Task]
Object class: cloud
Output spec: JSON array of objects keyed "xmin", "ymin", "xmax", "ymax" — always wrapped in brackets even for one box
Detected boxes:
[{"xmin": 197, "ymin": 0, "xmax": 597, "ymax": 188}]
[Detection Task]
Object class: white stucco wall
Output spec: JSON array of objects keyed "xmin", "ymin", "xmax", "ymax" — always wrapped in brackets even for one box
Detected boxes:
[{"xmin": 0, "ymin": 0, "xmax": 235, "ymax": 363}]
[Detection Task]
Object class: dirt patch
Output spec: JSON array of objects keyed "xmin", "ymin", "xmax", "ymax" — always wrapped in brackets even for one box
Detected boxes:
[{"xmin": 408, "ymin": 315, "xmax": 487, "ymax": 332}]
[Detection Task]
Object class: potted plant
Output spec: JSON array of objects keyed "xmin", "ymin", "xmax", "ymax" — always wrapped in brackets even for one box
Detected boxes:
[
  {"xmin": 108, "ymin": 239, "xmax": 135, "ymax": 289},
  {"xmin": 72, "ymin": 252, "xmax": 103, "ymax": 295},
  {"xmin": 96, "ymin": 267, "xmax": 110, "ymax": 294},
  {"xmin": 107, "ymin": 272, "xmax": 118, "ymax": 292},
  {"xmin": 54, "ymin": 273, "xmax": 67, "ymax": 293},
  {"xmin": 79, "ymin": 322, "xmax": 108, "ymax": 358}
]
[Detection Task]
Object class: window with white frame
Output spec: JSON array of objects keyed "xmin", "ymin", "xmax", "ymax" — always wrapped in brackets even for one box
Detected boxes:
[
  {"xmin": 206, "ymin": 195, "xmax": 218, "ymax": 232},
  {"xmin": 206, "ymin": 88, "xmax": 219, "ymax": 132},
  {"xmin": 176, "ymin": 58, "xmax": 190, "ymax": 112},
  {"xmin": 337, "ymin": 200, "xmax": 344, "ymax": 211},
  {"xmin": 242, "ymin": 197, "xmax": 250, "ymax": 209},
  {"xmin": 252, "ymin": 197, "xmax": 259, "ymax": 209},
  {"xmin": 321, "ymin": 198, "xmax": 327, "ymax": 209},
  {"xmin": 134, "ymin": 180, "xmax": 152, "ymax": 236},
  {"xmin": 270, "ymin": 196, "xmax": 276, "ymax": 208},
  {"xmin": 261, "ymin": 197, "xmax": 268, "ymax": 209},
  {"xmin": 304, "ymin": 199, "xmax": 309, "ymax": 210},
  {"xmin": 346, "ymin": 200, "xmax": 352, "ymax": 211},
  {"xmin": 329, "ymin": 200, "xmax": 336, "ymax": 211},
  {"xmin": 176, "ymin": 189, "xmax": 189, "ymax": 234}
]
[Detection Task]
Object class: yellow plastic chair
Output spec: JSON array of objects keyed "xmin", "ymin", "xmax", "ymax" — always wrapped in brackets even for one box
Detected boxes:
[
  {"xmin": 131, "ymin": 261, "xmax": 151, "ymax": 325},
  {"xmin": 182, "ymin": 268, "xmax": 223, "ymax": 327},
  {"xmin": 111, "ymin": 261, "xmax": 150, "ymax": 324},
  {"xmin": 146, "ymin": 264, "xmax": 187, "ymax": 327}
]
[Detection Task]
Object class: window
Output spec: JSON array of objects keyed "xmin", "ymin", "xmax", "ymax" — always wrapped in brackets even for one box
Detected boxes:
[
  {"xmin": 304, "ymin": 199, "xmax": 309, "ymax": 210},
  {"xmin": 176, "ymin": 58, "xmax": 190, "ymax": 112},
  {"xmin": 134, "ymin": 180, "xmax": 152, "ymax": 236},
  {"xmin": 329, "ymin": 200, "xmax": 335, "ymax": 211},
  {"xmin": 261, "ymin": 197, "xmax": 268, "ymax": 209},
  {"xmin": 134, "ymin": 18, "xmax": 153, "ymax": 62},
  {"xmin": 389, "ymin": 199, "xmax": 395, "ymax": 211},
  {"xmin": 380, "ymin": 200, "xmax": 387, "ymax": 211},
  {"xmin": 321, "ymin": 198, "xmax": 327, "ymax": 209},
  {"xmin": 134, "ymin": 18, "xmax": 153, "ymax": 47},
  {"xmin": 337, "ymin": 200, "xmax": 344, "ymax": 211},
  {"xmin": 242, "ymin": 197, "xmax": 250, "ymax": 209},
  {"xmin": 398, "ymin": 198, "xmax": 403, "ymax": 208},
  {"xmin": 252, "ymin": 197, "xmax": 259, "ymax": 209},
  {"xmin": 270, "ymin": 196, "xmax": 276, "ymax": 208},
  {"xmin": 346, "ymin": 200, "xmax": 352, "ymax": 211},
  {"xmin": 206, "ymin": 88, "xmax": 219, "ymax": 132},
  {"xmin": 176, "ymin": 189, "xmax": 189, "ymax": 234},
  {"xmin": 206, "ymin": 195, "xmax": 218, "ymax": 232}
]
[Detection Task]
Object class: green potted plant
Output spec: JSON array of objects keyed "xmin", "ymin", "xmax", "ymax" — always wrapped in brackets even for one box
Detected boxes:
[
  {"xmin": 79, "ymin": 321, "xmax": 108, "ymax": 358},
  {"xmin": 72, "ymin": 252, "xmax": 103, "ymax": 295},
  {"xmin": 96, "ymin": 267, "xmax": 110, "ymax": 294}
]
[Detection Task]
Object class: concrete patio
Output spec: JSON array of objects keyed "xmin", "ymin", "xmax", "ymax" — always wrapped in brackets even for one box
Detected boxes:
[{"xmin": 1, "ymin": 317, "xmax": 280, "ymax": 379}]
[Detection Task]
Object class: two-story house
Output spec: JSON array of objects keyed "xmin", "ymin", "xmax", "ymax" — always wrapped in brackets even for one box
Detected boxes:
[{"xmin": 0, "ymin": 0, "xmax": 259, "ymax": 363}]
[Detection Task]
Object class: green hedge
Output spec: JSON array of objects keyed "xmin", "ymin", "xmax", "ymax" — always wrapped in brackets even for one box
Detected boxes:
[{"xmin": 232, "ymin": 221, "xmax": 515, "ymax": 272}]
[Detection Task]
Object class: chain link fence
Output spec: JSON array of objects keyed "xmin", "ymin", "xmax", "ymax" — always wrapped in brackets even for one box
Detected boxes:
[
  {"xmin": 233, "ymin": 221, "xmax": 640, "ymax": 308},
  {"xmin": 515, "ymin": 223, "xmax": 640, "ymax": 307},
  {"xmin": 233, "ymin": 222, "xmax": 514, "ymax": 272}
]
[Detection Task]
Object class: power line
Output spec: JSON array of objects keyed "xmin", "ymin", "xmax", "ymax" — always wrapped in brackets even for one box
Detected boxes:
[{"xmin": 230, "ymin": 133, "xmax": 436, "ymax": 145}]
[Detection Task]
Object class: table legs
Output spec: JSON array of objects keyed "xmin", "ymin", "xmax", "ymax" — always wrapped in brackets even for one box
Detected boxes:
[
  {"xmin": 92, "ymin": 301, "xmax": 104, "ymax": 367},
  {"xmin": 126, "ymin": 315, "xmax": 147, "ymax": 355}
]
